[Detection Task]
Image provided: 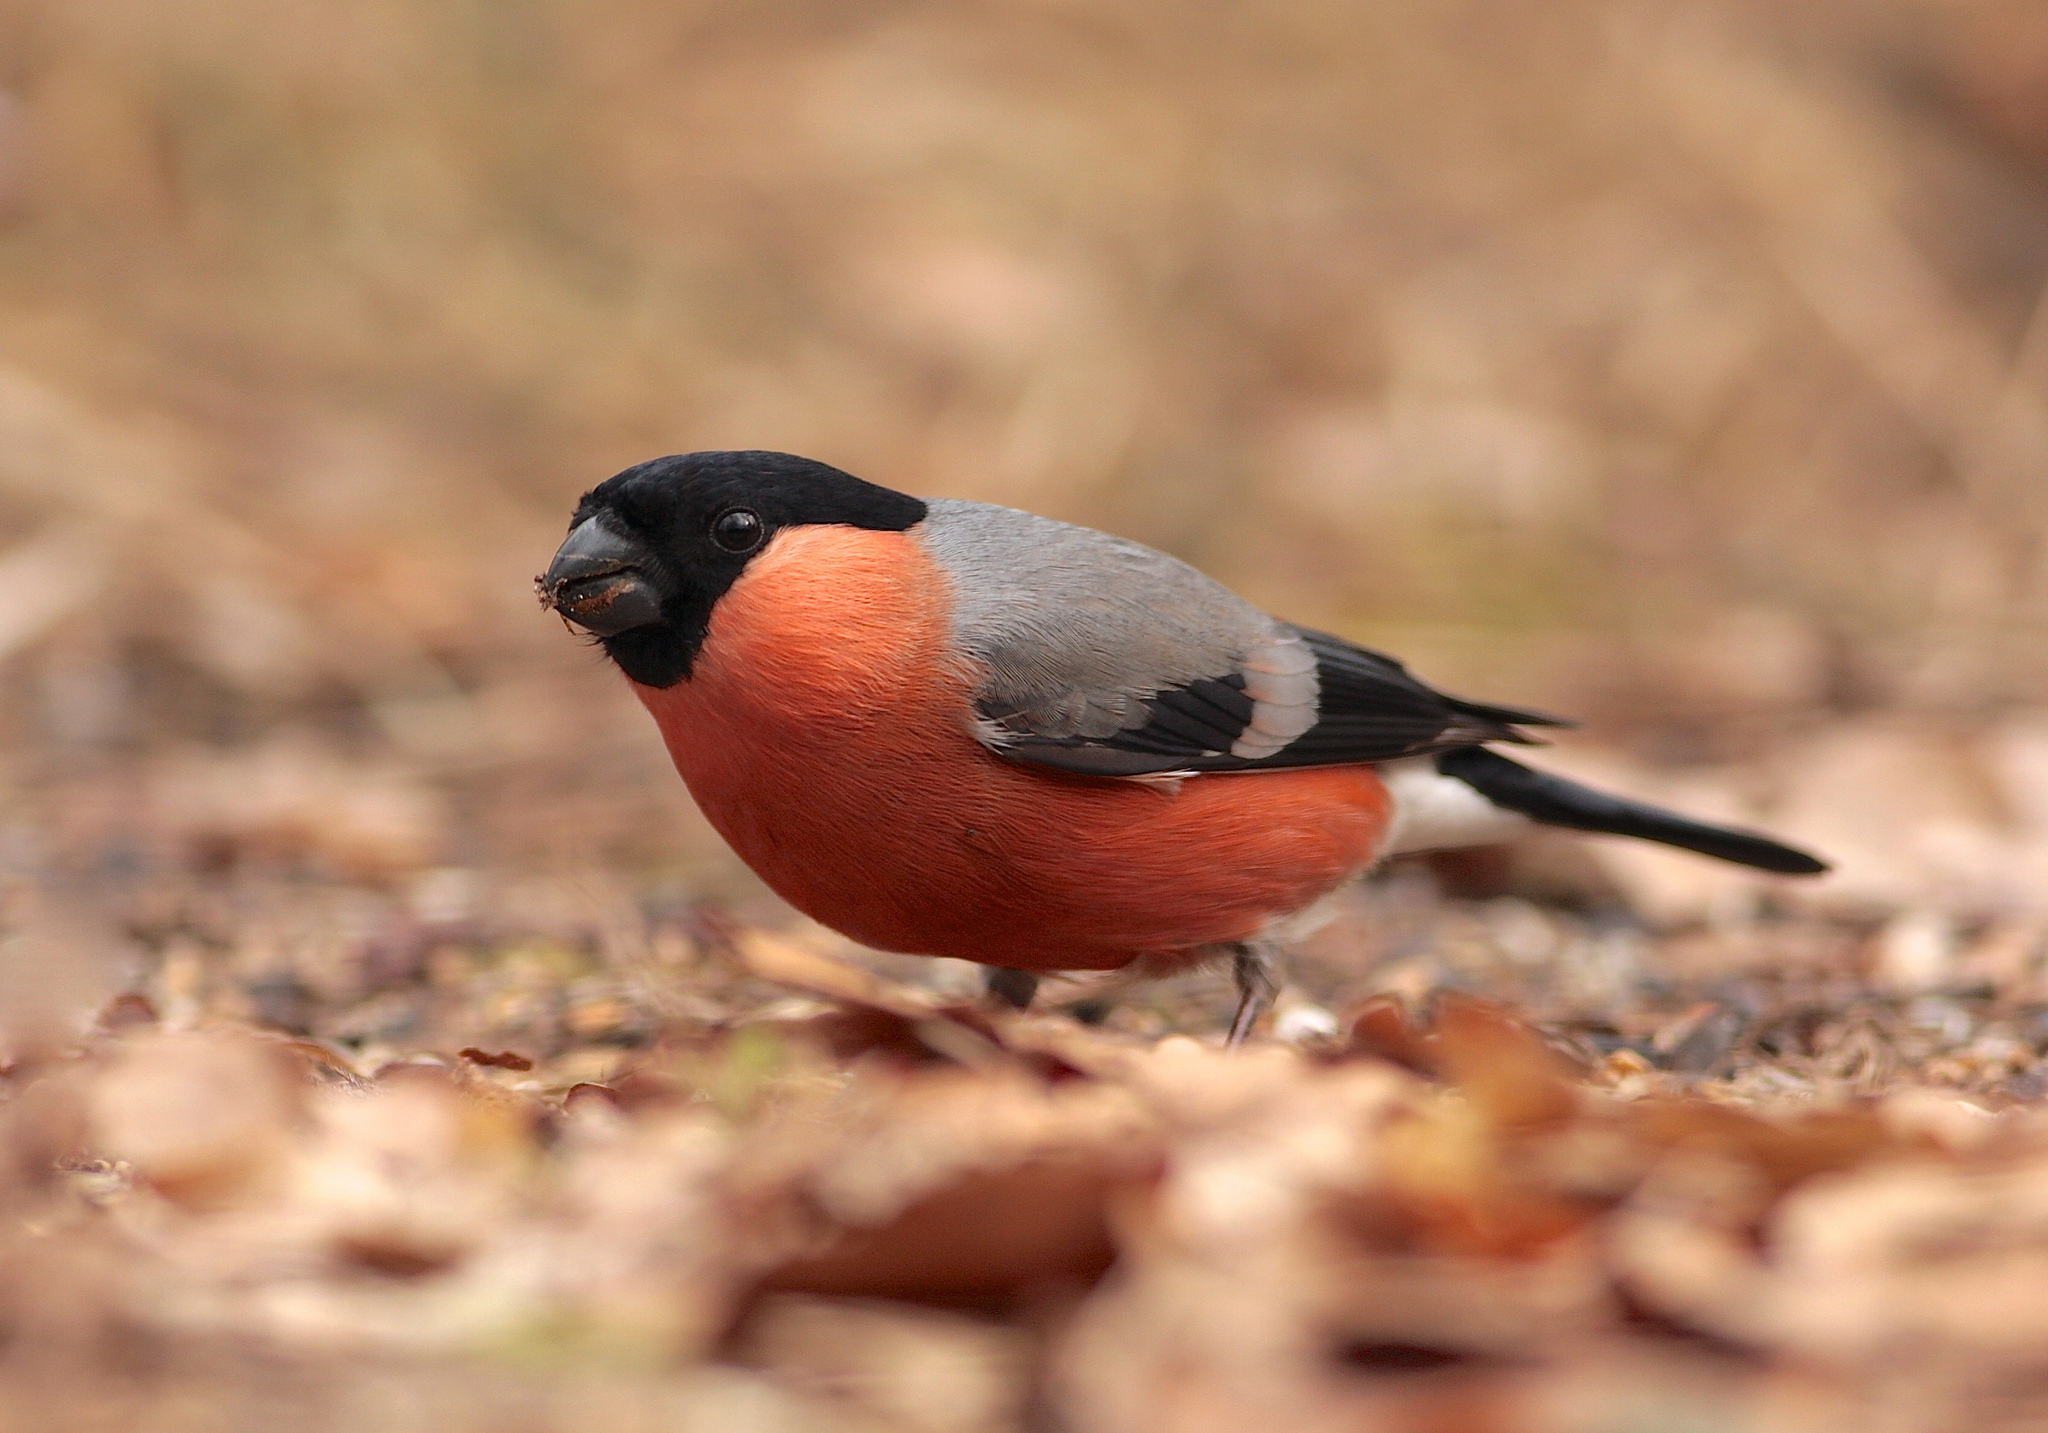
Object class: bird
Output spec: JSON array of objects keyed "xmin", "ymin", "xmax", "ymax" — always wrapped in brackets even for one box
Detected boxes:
[{"xmin": 538, "ymin": 450, "xmax": 1827, "ymax": 1044}]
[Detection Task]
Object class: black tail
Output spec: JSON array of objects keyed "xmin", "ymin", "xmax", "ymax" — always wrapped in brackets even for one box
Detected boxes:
[{"xmin": 1436, "ymin": 746, "xmax": 1828, "ymax": 876}]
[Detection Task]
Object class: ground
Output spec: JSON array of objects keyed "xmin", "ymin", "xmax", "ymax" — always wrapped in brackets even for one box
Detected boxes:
[
  {"xmin": 4, "ymin": 804, "xmax": 2048, "ymax": 1432},
  {"xmin": 6, "ymin": 2, "xmax": 2048, "ymax": 1426}
]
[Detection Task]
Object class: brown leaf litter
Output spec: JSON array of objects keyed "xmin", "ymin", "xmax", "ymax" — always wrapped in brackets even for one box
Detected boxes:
[{"xmin": 2, "ymin": 925, "xmax": 2048, "ymax": 1432}]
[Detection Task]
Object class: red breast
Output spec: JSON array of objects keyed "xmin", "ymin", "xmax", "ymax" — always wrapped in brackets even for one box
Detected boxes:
[{"xmin": 632, "ymin": 524, "xmax": 1393, "ymax": 972}]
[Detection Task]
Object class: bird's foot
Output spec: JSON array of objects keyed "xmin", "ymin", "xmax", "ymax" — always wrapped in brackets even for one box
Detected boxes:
[
  {"xmin": 1226, "ymin": 943, "xmax": 1281, "ymax": 1048},
  {"xmin": 984, "ymin": 966, "xmax": 1040, "ymax": 1011}
]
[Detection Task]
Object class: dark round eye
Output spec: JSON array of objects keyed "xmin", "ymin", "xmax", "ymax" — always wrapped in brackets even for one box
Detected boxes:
[{"xmin": 710, "ymin": 508, "xmax": 764, "ymax": 554}]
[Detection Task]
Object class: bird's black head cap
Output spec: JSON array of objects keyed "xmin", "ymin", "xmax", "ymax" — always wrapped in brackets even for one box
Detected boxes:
[{"xmin": 541, "ymin": 450, "xmax": 927, "ymax": 687}]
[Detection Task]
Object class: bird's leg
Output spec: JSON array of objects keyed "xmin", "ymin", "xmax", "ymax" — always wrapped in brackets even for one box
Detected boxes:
[
  {"xmin": 984, "ymin": 967, "xmax": 1040, "ymax": 1011},
  {"xmin": 1226, "ymin": 943, "xmax": 1281, "ymax": 1048}
]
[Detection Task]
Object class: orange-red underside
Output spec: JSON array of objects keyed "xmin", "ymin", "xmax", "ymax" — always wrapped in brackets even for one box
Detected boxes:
[{"xmin": 634, "ymin": 525, "xmax": 1392, "ymax": 972}]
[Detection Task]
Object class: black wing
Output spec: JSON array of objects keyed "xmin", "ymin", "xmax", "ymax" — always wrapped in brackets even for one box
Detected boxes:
[{"xmin": 988, "ymin": 627, "xmax": 1571, "ymax": 777}]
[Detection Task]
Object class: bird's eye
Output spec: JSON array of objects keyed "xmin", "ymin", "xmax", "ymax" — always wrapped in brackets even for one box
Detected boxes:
[{"xmin": 710, "ymin": 508, "xmax": 764, "ymax": 554}]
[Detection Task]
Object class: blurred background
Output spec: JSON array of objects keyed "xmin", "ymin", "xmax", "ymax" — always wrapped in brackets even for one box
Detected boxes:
[
  {"xmin": 2, "ymin": 0, "xmax": 2048, "ymax": 912},
  {"xmin": 10, "ymin": 6, "xmax": 2048, "ymax": 1428}
]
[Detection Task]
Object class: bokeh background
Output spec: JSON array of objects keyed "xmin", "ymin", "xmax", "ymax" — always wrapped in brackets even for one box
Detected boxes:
[
  {"xmin": 7, "ymin": 5, "xmax": 2048, "ymax": 1429},
  {"xmin": 3, "ymin": 0, "xmax": 2048, "ymax": 911}
]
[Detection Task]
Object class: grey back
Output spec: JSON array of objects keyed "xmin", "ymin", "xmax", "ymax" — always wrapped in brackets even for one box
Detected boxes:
[{"xmin": 915, "ymin": 499, "xmax": 1273, "ymax": 742}]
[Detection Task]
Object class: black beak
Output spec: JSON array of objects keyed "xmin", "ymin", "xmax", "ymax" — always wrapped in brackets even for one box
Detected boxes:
[{"xmin": 538, "ymin": 517, "xmax": 665, "ymax": 636}]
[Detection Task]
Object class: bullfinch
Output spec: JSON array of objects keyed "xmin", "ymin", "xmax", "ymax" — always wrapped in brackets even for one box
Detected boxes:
[{"xmin": 540, "ymin": 451, "xmax": 1826, "ymax": 1042}]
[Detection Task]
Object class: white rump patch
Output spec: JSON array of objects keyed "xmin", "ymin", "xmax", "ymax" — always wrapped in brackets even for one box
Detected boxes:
[{"xmin": 1379, "ymin": 756, "xmax": 1532, "ymax": 856}]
